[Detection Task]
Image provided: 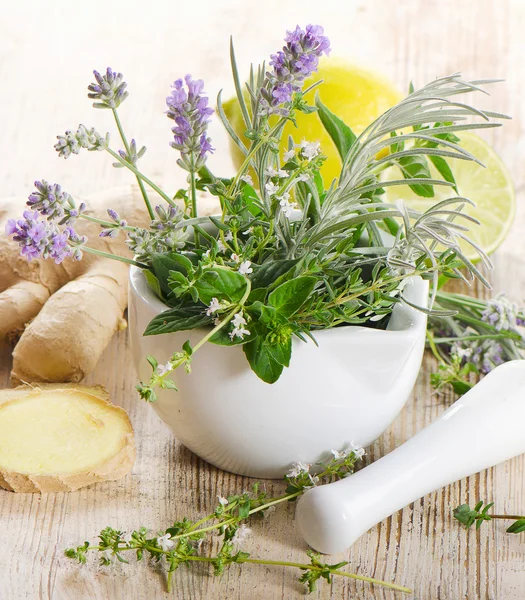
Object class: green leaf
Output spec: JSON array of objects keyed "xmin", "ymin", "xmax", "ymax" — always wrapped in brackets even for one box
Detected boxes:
[
  {"xmin": 194, "ymin": 267, "xmax": 248, "ymax": 305},
  {"xmin": 242, "ymin": 184, "xmax": 262, "ymax": 217},
  {"xmin": 243, "ymin": 337, "xmax": 284, "ymax": 384},
  {"xmin": 250, "ymin": 259, "xmax": 299, "ymax": 289},
  {"xmin": 150, "ymin": 253, "xmax": 187, "ymax": 296},
  {"xmin": 507, "ymin": 518, "xmax": 525, "ymax": 534},
  {"xmin": 429, "ymin": 154, "xmax": 458, "ymax": 193},
  {"xmin": 143, "ymin": 270, "xmax": 162, "ymax": 299},
  {"xmin": 268, "ymin": 276, "xmax": 316, "ymax": 317},
  {"xmin": 144, "ymin": 306, "xmax": 210, "ymax": 336},
  {"xmin": 315, "ymin": 93, "xmax": 357, "ymax": 162},
  {"xmin": 395, "ymin": 154, "xmax": 435, "ymax": 197}
]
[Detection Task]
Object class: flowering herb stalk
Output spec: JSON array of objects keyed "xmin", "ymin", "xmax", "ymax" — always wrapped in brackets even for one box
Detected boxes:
[
  {"xmin": 6, "ymin": 24, "xmax": 511, "ymax": 398},
  {"xmin": 427, "ymin": 291, "xmax": 525, "ymax": 395},
  {"xmin": 65, "ymin": 446, "xmax": 411, "ymax": 594}
]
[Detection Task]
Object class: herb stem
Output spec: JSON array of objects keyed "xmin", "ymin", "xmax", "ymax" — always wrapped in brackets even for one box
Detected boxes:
[
  {"xmin": 111, "ymin": 108, "xmax": 155, "ymax": 220},
  {"xmin": 105, "ymin": 147, "xmax": 174, "ymax": 207},
  {"xmin": 81, "ymin": 245, "xmax": 148, "ymax": 269},
  {"xmin": 190, "ymin": 168, "xmax": 200, "ymax": 248}
]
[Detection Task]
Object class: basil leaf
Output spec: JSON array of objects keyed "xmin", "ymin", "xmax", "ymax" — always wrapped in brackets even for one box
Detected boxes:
[
  {"xmin": 144, "ymin": 306, "xmax": 210, "ymax": 336},
  {"xmin": 268, "ymin": 276, "xmax": 316, "ymax": 317},
  {"xmin": 150, "ymin": 253, "xmax": 186, "ymax": 296},
  {"xmin": 315, "ymin": 93, "xmax": 357, "ymax": 161},
  {"xmin": 143, "ymin": 270, "xmax": 162, "ymax": 299},
  {"xmin": 250, "ymin": 259, "xmax": 299, "ymax": 289},
  {"xmin": 243, "ymin": 337, "xmax": 284, "ymax": 384},
  {"xmin": 194, "ymin": 267, "xmax": 248, "ymax": 305}
]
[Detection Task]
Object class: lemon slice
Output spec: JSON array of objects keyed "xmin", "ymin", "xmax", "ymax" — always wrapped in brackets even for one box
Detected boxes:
[
  {"xmin": 223, "ymin": 58, "xmax": 401, "ymax": 185},
  {"xmin": 382, "ymin": 132, "xmax": 515, "ymax": 260}
]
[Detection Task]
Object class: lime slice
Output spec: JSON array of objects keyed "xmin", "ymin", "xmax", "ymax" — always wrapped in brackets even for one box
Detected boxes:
[{"xmin": 382, "ymin": 132, "xmax": 515, "ymax": 260}]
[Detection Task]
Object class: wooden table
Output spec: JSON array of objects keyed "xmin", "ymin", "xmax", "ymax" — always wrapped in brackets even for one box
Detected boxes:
[{"xmin": 1, "ymin": 1, "xmax": 524, "ymax": 598}]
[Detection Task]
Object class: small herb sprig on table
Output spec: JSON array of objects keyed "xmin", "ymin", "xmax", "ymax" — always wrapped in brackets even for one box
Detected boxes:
[
  {"xmin": 65, "ymin": 446, "xmax": 411, "ymax": 594},
  {"xmin": 454, "ymin": 501, "xmax": 525, "ymax": 534},
  {"xmin": 428, "ymin": 292, "xmax": 525, "ymax": 395}
]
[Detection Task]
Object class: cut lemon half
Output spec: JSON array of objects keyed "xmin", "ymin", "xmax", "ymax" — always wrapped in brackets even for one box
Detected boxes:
[{"xmin": 382, "ymin": 131, "xmax": 515, "ymax": 260}]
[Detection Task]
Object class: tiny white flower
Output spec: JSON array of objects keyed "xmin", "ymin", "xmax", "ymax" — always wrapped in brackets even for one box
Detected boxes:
[
  {"xmin": 265, "ymin": 181, "xmax": 279, "ymax": 196},
  {"xmin": 455, "ymin": 346, "xmax": 472, "ymax": 360},
  {"xmin": 240, "ymin": 174, "xmax": 254, "ymax": 185},
  {"xmin": 218, "ymin": 495, "xmax": 228, "ymax": 506},
  {"xmin": 278, "ymin": 192, "xmax": 291, "ymax": 202},
  {"xmin": 300, "ymin": 140, "xmax": 321, "ymax": 161},
  {"xmin": 216, "ymin": 239, "xmax": 226, "ymax": 252},
  {"xmin": 297, "ymin": 173, "xmax": 310, "ymax": 182},
  {"xmin": 232, "ymin": 524, "xmax": 252, "ymax": 546},
  {"xmin": 213, "ymin": 317, "xmax": 221, "ymax": 326},
  {"xmin": 283, "ymin": 149, "xmax": 295, "ymax": 162},
  {"xmin": 287, "ymin": 461, "xmax": 310, "ymax": 478},
  {"xmin": 231, "ymin": 253, "xmax": 241, "ymax": 263},
  {"xmin": 229, "ymin": 327, "xmax": 250, "ymax": 340},
  {"xmin": 224, "ymin": 231, "xmax": 233, "ymax": 242},
  {"xmin": 204, "ymin": 249, "xmax": 211, "ymax": 258},
  {"xmin": 241, "ymin": 227, "xmax": 253, "ymax": 235},
  {"xmin": 122, "ymin": 531, "xmax": 133, "ymax": 545},
  {"xmin": 232, "ymin": 312, "xmax": 247, "ymax": 328},
  {"xmin": 102, "ymin": 549, "xmax": 113, "ymax": 561},
  {"xmin": 265, "ymin": 166, "xmax": 279, "ymax": 177},
  {"xmin": 308, "ymin": 474, "xmax": 320, "ymax": 486},
  {"xmin": 277, "ymin": 169, "xmax": 288, "ymax": 178},
  {"xmin": 157, "ymin": 361, "xmax": 174, "ymax": 376},
  {"xmin": 157, "ymin": 533, "xmax": 174, "ymax": 552},
  {"xmin": 330, "ymin": 449, "xmax": 346, "ymax": 460},
  {"xmin": 239, "ymin": 261, "xmax": 253, "ymax": 275},
  {"xmin": 279, "ymin": 198, "xmax": 294, "ymax": 218},
  {"xmin": 351, "ymin": 441, "xmax": 366, "ymax": 459},
  {"xmin": 206, "ymin": 297, "xmax": 221, "ymax": 316}
]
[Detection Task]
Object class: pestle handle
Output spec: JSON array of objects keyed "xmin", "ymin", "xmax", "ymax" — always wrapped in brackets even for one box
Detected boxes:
[{"xmin": 296, "ymin": 360, "xmax": 525, "ymax": 554}]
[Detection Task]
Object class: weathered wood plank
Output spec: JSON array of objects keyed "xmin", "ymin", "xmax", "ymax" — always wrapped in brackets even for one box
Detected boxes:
[{"xmin": 0, "ymin": 1, "xmax": 524, "ymax": 598}]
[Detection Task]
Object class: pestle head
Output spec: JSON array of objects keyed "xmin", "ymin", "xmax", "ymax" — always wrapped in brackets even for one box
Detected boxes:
[{"xmin": 296, "ymin": 482, "xmax": 359, "ymax": 554}]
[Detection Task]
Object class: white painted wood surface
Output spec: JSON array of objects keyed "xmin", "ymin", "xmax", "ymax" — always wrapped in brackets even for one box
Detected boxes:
[{"xmin": 1, "ymin": 1, "xmax": 524, "ymax": 598}]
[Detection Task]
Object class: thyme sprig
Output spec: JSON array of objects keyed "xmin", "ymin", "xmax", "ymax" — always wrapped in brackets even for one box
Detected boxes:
[
  {"xmin": 454, "ymin": 501, "xmax": 525, "ymax": 534},
  {"xmin": 65, "ymin": 448, "xmax": 411, "ymax": 594}
]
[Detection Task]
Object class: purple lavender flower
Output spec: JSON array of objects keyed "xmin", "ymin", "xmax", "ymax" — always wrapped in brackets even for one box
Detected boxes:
[
  {"xmin": 88, "ymin": 68, "xmax": 128, "ymax": 109},
  {"xmin": 113, "ymin": 138, "xmax": 146, "ymax": 168},
  {"xmin": 260, "ymin": 24, "xmax": 331, "ymax": 117},
  {"xmin": 5, "ymin": 210, "xmax": 86, "ymax": 264},
  {"xmin": 166, "ymin": 75, "xmax": 214, "ymax": 171},
  {"xmin": 55, "ymin": 125, "xmax": 109, "ymax": 159},
  {"xmin": 99, "ymin": 208, "xmax": 128, "ymax": 238},
  {"xmin": 27, "ymin": 180, "xmax": 85, "ymax": 224},
  {"xmin": 481, "ymin": 293, "xmax": 522, "ymax": 332}
]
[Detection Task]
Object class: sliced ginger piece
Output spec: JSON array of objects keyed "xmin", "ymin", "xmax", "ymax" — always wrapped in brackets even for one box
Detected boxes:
[{"xmin": 0, "ymin": 384, "xmax": 135, "ymax": 493}]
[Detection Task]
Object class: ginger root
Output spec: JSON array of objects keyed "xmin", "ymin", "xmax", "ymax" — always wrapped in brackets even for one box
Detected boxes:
[
  {"xmin": 0, "ymin": 384, "xmax": 135, "ymax": 493},
  {"xmin": 0, "ymin": 185, "xmax": 219, "ymax": 383}
]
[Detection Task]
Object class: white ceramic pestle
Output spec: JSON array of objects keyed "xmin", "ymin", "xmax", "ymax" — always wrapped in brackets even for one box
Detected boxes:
[{"xmin": 296, "ymin": 360, "xmax": 525, "ymax": 554}]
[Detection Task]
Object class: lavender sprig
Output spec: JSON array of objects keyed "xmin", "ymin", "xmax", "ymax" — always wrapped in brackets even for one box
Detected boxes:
[
  {"xmin": 260, "ymin": 24, "xmax": 331, "ymax": 117},
  {"xmin": 6, "ymin": 210, "xmax": 86, "ymax": 263},
  {"xmin": 55, "ymin": 125, "xmax": 109, "ymax": 159},
  {"xmin": 166, "ymin": 74, "xmax": 214, "ymax": 172},
  {"xmin": 27, "ymin": 179, "xmax": 86, "ymax": 224},
  {"xmin": 88, "ymin": 68, "xmax": 129, "ymax": 109}
]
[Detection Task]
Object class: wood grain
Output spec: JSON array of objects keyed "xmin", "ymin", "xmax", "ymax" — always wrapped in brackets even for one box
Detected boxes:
[{"xmin": 1, "ymin": 1, "xmax": 524, "ymax": 598}]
